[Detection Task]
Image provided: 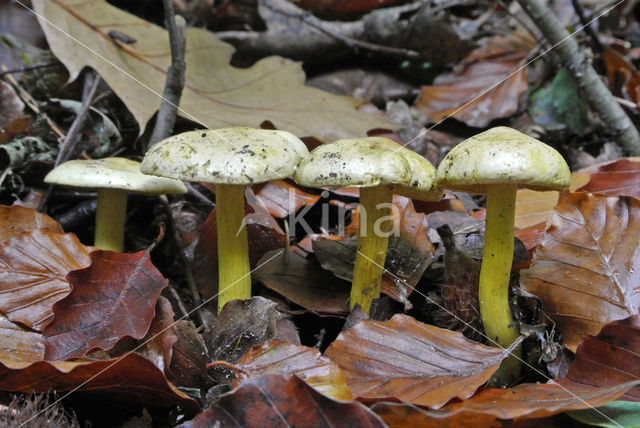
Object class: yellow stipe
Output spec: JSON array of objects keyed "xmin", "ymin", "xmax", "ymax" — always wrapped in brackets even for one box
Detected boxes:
[{"xmin": 94, "ymin": 188, "xmax": 127, "ymax": 252}]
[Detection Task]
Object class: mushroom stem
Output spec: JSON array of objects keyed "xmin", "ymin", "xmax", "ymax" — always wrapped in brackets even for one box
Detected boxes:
[
  {"xmin": 479, "ymin": 183, "xmax": 521, "ymax": 384},
  {"xmin": 351, "ymin": 185, "xmax": 393, "ymax": 314},
  {"xmin": 94, "ymin": 188, "xmax": 128, "ymax": 252},
  {"xmin": 216, "ymin": 183, "xmax": 251, "ymax": 313}
]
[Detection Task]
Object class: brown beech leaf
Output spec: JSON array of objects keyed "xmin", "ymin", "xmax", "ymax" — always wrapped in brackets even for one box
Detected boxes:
[
  {"xmin": 254, "ymin": 248, "xmax": 351, "ymax": 314},
  {"xmin": 179, "ymin": 374, "xmax": 385, "ymax": 428},
  {"xmin": 226, "ymin": 340, "xmax": 352, "ymax": 401},
  {"xmin": 371, "ymin": 379, "xmax": 639, "ymax": 425},
  {"xmin": 520, "ymin": 192, "xmax": 640, "ymax": 349},
  {"xmin": 130, "ymin": 296, "xmax": 177, "ymax": 373},
  {"xmin": 603, "ymin": 48, "xmax": 640, "ymax": 106},
  {"xmin": 0, "ymin": 229, "xmax": 92, "ymax": 331},
  {"xmin": 565, "ymin": 315, "xmax": 640, "ymax": 401},
  {"xmin": 576, "ymin": 158, "xmax": 640, "ymax": 199},
  {"xmin": 194, "ymin": 190, "xmax": 285, "ymax": 301},
  {"xmin": 166, "ymin": 320, "xmax": 211, "ymax": 389},
  {"xmin": 324, "ymin": 314, "xmax": 509, "ymax": 408},
  {"xmin": 0, "ymin": 352, "xmax": 199, "ymax": 414},
  {"xmin": 253, "ymin": 180, "xmax": 321, "ymax": 218},
  {"xmin": 43, "ymin": 249, "xmax": 168, "ymax": 360},
  {"xmin": 0, "ymin": 313, "xmax": 44, "ymax": 365},
  {"xmin": 0, "ymin": 205, "xmax": 62, "ymax": 242},
  {"xmin": 415, "ymin": 32, "xmax": 533, "ymax": 127}
]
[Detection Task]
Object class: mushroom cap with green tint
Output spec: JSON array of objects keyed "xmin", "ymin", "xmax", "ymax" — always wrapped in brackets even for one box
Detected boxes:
[
  {"xmin": 294, "ymin": 137, "xmax": 442, "ymax": 201},
  {"xmin": 140, "ymin": 127, "xmax": 308, "ymax": 184},
  {"xmin": 435, "ymin": 127, "xmax": 571, "ymax": 194},
  {"xmin": 44, "ymin": 157, "xmax": 187, "ymax": 195}
]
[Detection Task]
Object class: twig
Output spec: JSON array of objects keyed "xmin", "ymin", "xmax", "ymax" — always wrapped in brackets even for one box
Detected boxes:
[
  {"xmin": 517, "ymin": 0, "xmax": 640, "ymax": 155},
  {"xmin": 55, "ymin": 71, "xmax": 101, "ymax": 166},
  {"xmin": 571, "ymin": 0, "xmax": 604, "ymax": 52},
  {"xmin": 147, "ymin": 0, "xmax": 186, "ymax": 149},
  {"xmin": 159, "ymin": 195, "xmax": 206, "ymax": 327},
  {"xmin": 167, "ymin": 284, "xmax": 190, "ymax": 318},
  {"xmin": 0, "ymin": 62, "xmax": 63, "ymax": 76},
  {"xmin": 185, "ymin": 182, "xmax": 215, "ymax": 207}
]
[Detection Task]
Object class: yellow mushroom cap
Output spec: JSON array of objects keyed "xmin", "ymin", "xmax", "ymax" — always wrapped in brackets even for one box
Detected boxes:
[
  {"xmin": 294, "ymin": 137, "xmax": 442, "ymax": 201},
  {"xmin": 435, "ymin": 127, "xmax": 571, "ymax": 194},
  {"xmin": 44, "ymin": 157, "xmax": 187, "ymax": 195},
  {"xmin": 140, "ymin": 127, "xmax": 308, "ymax": 184}
]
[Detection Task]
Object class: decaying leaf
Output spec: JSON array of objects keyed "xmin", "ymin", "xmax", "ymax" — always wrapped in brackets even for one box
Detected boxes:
[
  {"xmin": 43, "ymin": 250, "xmax": 169, "ymax": 360},
  {"xmin": 577, "ymin": 158, "xmax": 640, "ymax": 199},
  {"xmin": 520, "ymin": 192, "xmax": 640, "ymax": 349},
  {"xmin": 0, "ymin": 228, "xmax": 92, "ymax": 331},
  {"xmin": 179, "ymin": 374, "xmax": 385, "ymax": 428},
  {"xmin": 0, "ymin": 204, "xmax": 62, "ymax": 242},
  {"xmin": 415, "ymin": 32, "xmax": 533, "ymax": 127},
  {"xmin": 324, "ymin": 314, "xmax": 510, "ymax": 408},
  {"xmin": 33, "ymin": 0, "xmax": 389, "ymax": 140}
]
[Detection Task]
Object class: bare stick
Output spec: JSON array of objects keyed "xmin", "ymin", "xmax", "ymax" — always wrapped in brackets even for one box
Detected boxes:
[
  {"xmin": 517, "ymin": 0, "xmax": 640, "ymax": 155},
  {"xmin": 147, "ymin": 0, "xmax": 186, "ymax": 148}
]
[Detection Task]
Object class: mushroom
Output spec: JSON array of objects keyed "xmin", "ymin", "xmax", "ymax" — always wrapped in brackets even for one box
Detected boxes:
[
  {"xmin": 44, "ymin": 157, "xmax": 187, "ymax": 252},
  {"xmin": 434, "ymin": 127, "xmax": 570, "ymax": 384},
  {"xmin": 140, "ymin": 126, "xmax": 308, "ymax": 312},
  {"xmin": 294, "ymin": 137, "xmax": 442, "ymax": 314}
]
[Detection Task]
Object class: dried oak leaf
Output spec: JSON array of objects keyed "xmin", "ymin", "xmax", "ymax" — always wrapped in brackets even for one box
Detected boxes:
[
  {"xmin": 324, "ymin": 314, "xmax": 510, "ymax": 409},
  {"xmin": 222, "ymin": 340, "xmax": 352, "ymax": 401},
  {"xmin": 415, "ymin": 32, "xmax": 533, "ymax": 127},
  {"xmin": 565, "ymin": 315, "xmax": 640, "ymax": 401},
  {"xmin": 43, "ymin": 249, "xmax": 168, "ymax": 360},
  {"xmin": 0, "ymin": 352, "xmax": 198, "ymax": 414},
  {"xmin": 520, "ymin": 192, "xmax": 640, "ymax": 350},
  {"xmin": 577, "ymin": 158, "xmax": 640, "ymax": 199},
  {"xmin": 0, "ymin": 205, "xmax": 62, "ymax": 242},
  {"xmin": 33, "ymin": 0, "xmax": 388, "ymax": 140},
  {"xmin": 178, "ymin": 374, "xmax": 385, "ymax": 428},
  {"xmin": 0, "ymin": 228, "xmax": 92, "ymax": 331}
]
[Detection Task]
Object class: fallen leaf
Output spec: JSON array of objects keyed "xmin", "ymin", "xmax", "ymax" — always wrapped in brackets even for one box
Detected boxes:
[
  {"xmin": 253, "ymin": 180, "xmax": 321, "ymax": 218},
  {"xmin": 0, "ymin": 204, "xmax": 62, "ymax": 242},
  {"xmin": 577, "ymin": 158, "xmax": 640, "ymax": 199},
  {"xmin": 0, "ymin": 352, "xmax": 199, "ymax": 415},
  {"xmin": 324, "ymin": 314, "xmax": 509, "ymax": 408},
  {"xmin": 178, "ymin": 374, "xmax": 385, "ymax": 428},
  {"xmin": 603, "ymin": 48, "xmax": 640, "ymax": 107},
  {"xmin": 133, "ymin": 296, "xmax": 177, "ymax": 373},
  {"xmin": 415, "ymin": 32, "xmax": 533, "ymax": 127},
  {"xmin": 514, "ymin": 188, "xmax": 560, "ymax": 229},
  {"xmin": 254, "ymin": 248, "xmax": 351, "ymax": 314},
  {"xmin": 565, "ymin": 315, "xmax": 640, "ymax": 401},
  {"xmin": 166, "ymin": 320, "xmax": 211, "ymax": 389},
  {"xmin": 567, "ymin": 400, "xmax": 640, "ymax": 427},
  {"xmin": 224, "ymin": 340, "xmax": 352, "ymax": 401},
  {"xmin": 33, "ymin": 0, "xmax": 389, "ymax": 140},
  {"xmin": 43, "ymin": 249, "xmax": 169, "ymax": 360},
  {"xmin": 371, "ymin": 380, "xmax": 639, "ymax": 424},
  {"xmin": 0, "ymin": 313, "xmax": 44, "ymax": 364},
  {"xmin": 0, "ymin": 228, "xmax": 92, "ymax": 331},
  {"xmin": 520, "ymin": 192, "xmax": 640, "ymax": 349},
  {"xmin": 205, "ymin": 297, "xmax": 282, "ymax": 364}
]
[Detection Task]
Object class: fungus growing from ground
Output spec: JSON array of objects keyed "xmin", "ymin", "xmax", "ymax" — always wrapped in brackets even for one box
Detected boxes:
[
  {"xmin": 140, "ymin": 127, "xmax": 308, "ymax": 312},
  {"xmin": 45, "ymin": 157, "xmax": 187, "ymax": 252},
  {"xmin": 435, "ymin": 126, "xmax": 570, "ymax": 385},
  {"xmin": 294, "ymin": 137, "xmax": 442, "ymax": 314}
]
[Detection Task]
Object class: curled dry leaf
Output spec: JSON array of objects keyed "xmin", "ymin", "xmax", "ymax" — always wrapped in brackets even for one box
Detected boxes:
[
  {"xmin": 0, "ymin": 228, "xmax": 92, "ymax": 331},
  {"xmin": 324, "ymin": 314, "xmax": 510, "ymax": 409},
  {"xmin": 33, "ymin": 0, "xmax": 389, "ymax": 140},
  {"xmin": 576, "ymin": 158, "xmax": 640, "ymax": 199},
  {"xmin": 224, "ymin": 340, "xmax": 352, "ymax": 401},
  {"xmin": 0, "ymin": 353, "xmax": 199, "ymax": 415},
  {"xmin": 415, "ymin": 32, "xmax": 533, "ymax": 127},
  {"xmin": 0, "ymin": 205, "xmax": 62, "ymax": 242},
  {"xmin": 565, "ymin": 315, "xmax": 640, "ymax": 401},
  {"xmin": 520, "ymin": 192, "xmax": 640, "ymax": 349},
  {"xmin": 372, "ymin": 379, "xmax": 639, "ymax": 425},
  {"xmin": 179, "ymin": 374, "xmax": 385, "ymax": 428},
  {"xmin": 43, "ymin": 250, "xmax": 169, "ymax": 360},
  {"xmin": 0, "ymin": 313, "xmax": 44, "ymax": 365},
  {"xmin": 253, "ymin": 180, "xmax": 321, "ymax": 218}
]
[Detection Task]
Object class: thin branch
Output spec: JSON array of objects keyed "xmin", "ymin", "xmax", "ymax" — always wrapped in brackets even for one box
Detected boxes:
[
  {"xmin": 517, "ymin": 0, "xmax": 640, "ymax": 155},
  {"xmin": 147, "ymin": 0, "xmax": 186, "ymax": 149},
  {"xmin": 571, "ymin": 0, "xmax": 604, "ymax": 52}
]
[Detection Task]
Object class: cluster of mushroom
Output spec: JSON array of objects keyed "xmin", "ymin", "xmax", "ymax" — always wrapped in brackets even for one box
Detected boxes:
[{"xmin": 45, "ymin": 125, "xmax": 569, "ymax": 384}]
